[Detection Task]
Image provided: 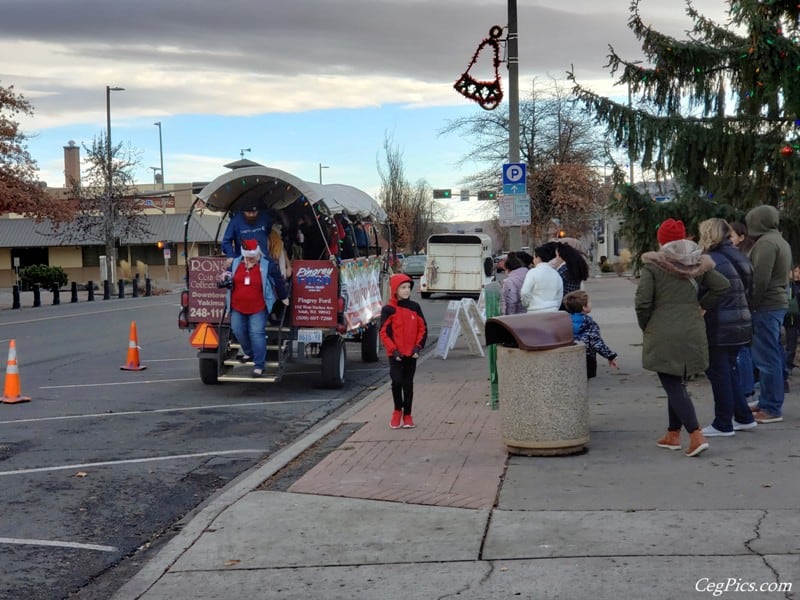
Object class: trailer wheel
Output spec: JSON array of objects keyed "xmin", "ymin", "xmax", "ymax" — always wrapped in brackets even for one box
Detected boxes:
[
  {"xmin": 199, "ymin": 357, "xmax": 219, "ymax": 384},
  {"xmin": 321, "ymin": 336, "xmax": 346, "ymax": 388},
  {"xmin": 421, "ymin": 291, "xmax": 432, "ymax": 299},
  {"xmin": 361, "ymin": 323, "xmax": 380, "ymax": 363}
]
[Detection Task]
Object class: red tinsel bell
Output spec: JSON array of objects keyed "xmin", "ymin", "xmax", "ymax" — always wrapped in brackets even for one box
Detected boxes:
[{"xmin": 780, "ymin": 145, "xmax": 794, "ymax": 157}]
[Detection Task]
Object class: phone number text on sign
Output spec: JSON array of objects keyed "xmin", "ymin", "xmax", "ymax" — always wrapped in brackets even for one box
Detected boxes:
[{"xmin": 187, "ymin": 256, "xmax": 230, "ymax": 324}]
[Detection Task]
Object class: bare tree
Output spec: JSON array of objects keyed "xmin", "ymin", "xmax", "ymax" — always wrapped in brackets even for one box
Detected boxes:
[
  {"xmin": 441, "ymin": 77, "xmax": 606, "ymax": 242},
  {"xmin": 0, "ymin": 82, "xmax": 74, "ymax": 220},
  {"xmin": 377, "ymin": 133, "xmax": 446, "ymax": 253},
  {"xmin": 57, "ymin": 135, "xmax": 149, "ymax": 284}
]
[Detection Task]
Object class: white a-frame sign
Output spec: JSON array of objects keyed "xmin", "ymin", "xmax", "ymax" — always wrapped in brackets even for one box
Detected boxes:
[{"xmin": 434, "ymin": 298, "xmax": 485, "ymax": 359}]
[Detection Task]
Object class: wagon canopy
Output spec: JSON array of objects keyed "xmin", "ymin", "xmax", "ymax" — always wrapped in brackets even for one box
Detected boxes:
[{"xmin": 196, "ymin": 164, "xmax": 386, "ymax": 222}]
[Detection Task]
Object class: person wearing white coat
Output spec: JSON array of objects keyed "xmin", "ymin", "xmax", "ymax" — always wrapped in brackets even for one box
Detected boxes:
[{"xmin": 520, "ymin": 244, "xmax": 563, "ymax": 312}]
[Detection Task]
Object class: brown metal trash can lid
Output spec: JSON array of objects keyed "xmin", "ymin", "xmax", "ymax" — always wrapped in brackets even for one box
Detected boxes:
[{"xmin": 485, "ymin": 311, "xmax": 574, "ymax": 351}]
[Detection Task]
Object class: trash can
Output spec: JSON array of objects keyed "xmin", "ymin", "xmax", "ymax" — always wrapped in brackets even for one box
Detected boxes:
[{"xmin": 485, "ymin": 311, "xmax": 588, "ymax": 456}]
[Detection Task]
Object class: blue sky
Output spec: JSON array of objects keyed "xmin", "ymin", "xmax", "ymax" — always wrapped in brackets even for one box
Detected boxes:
[{"xmin": 2, "ymin": 0, "xmax": 728, "ymax": 222}]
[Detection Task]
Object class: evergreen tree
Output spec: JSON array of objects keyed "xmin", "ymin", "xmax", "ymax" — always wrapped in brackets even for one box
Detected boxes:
[{"xmin": 569, "ymin": 0, "xmax": 800, "ymax": 258}]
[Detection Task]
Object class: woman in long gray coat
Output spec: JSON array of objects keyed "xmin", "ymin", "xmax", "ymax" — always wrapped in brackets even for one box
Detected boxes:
[{"xmin": 635, "ymin": 219, "xmax": 730, "ymax": 457}]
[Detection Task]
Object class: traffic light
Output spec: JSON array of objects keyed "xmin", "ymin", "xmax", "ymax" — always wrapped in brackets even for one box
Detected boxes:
[
  {"xmin": 433, "ymin": 189, "xmax": 452, "ymax": 199},
  {"xmin": 477, "ymin": 190, "xmax": 497, "ymax": 200}
]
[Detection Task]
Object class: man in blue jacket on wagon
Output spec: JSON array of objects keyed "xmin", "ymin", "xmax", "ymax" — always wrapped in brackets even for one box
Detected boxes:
[{"xmin": 222, "ymin": 200, "xmax": 272, "ymax": 259}]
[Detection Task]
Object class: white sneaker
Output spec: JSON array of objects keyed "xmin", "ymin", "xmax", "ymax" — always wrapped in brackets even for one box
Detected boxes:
[
  {"xmin": 733, "ymin": 420, "xmax": 757, "ymax": 431},
  {"xmin": 701, "ymin": 425, "xmax": 735, "ymax": 437}
]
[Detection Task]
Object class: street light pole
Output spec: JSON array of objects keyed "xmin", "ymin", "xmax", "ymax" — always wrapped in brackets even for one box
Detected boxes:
[
  {"xmin": 507, "ymin": 0, "xmax": 522, "ymax": 251},
  {"xmin": 627, "ymin": 60, "xmax": 643, "ymax": 187},
  {"xmin": 154, "ymin": 121, "xmax": 164, "ymax": 189},
  {"xmin": 319, "ymin": 163, "xmax": 329, "ymax": 184},
  {"xmin": 105, "ymin": 85, "xmax": 124, "ymax": 287}
]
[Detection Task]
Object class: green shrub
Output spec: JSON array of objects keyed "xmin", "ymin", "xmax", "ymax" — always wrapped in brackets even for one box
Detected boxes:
[{"xmin": 19, "ymin": 265, "xmax": 68, "ymax": 290}]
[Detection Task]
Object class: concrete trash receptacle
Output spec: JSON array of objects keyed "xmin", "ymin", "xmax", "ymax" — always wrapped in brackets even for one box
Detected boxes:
[{"xmin": 485, "ymin": 311, "xmax": 588, "ymax": 456}]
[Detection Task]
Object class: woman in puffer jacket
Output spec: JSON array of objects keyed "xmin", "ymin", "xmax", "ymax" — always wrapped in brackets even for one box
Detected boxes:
[{"xmin": 697, "ymin": 218, "xmax": 757, "ymax": 437}]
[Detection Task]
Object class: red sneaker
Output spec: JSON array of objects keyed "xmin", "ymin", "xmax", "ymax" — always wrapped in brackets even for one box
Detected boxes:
[
  {"xmin": 402, "ymin": 414, "xmax": 416, "ymax": 428},
  {"xmin": 390, "ymin": 410, "xmax": 402, "ymax": 429}
]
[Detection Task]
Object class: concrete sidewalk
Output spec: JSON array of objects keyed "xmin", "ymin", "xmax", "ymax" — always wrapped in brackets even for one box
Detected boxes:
[{"xmin": 113, "ymin": 276, "xmax": 799, "ymax": 600}]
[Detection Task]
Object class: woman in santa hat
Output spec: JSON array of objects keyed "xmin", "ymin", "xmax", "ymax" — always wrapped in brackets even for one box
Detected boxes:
[{"xmin": 227, "ymin": 239, "xmax": 289, "ymax": 377}]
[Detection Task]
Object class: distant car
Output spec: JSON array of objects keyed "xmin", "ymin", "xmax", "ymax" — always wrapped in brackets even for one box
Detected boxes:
[{"xmin": 400, "ymin": 254, "xmax": 427, "ymax": 277}]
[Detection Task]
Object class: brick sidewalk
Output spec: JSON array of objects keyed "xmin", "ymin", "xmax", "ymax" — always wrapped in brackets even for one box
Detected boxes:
[{"xmin": 288, "ymin": 350, "xmax": 507, "ymax": 509}]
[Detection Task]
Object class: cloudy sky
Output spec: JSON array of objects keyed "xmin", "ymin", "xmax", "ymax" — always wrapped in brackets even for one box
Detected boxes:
[{"xmin": 1, "ymin": 0, "xmax": 729, "ymax": 220}]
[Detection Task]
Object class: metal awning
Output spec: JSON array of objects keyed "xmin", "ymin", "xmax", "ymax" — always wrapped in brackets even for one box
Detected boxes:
[{"xmin": 196, "ymin": 165, "xmax": 386, "ymax": 222}]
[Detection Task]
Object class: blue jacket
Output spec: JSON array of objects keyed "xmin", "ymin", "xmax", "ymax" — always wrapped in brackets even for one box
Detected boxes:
[
  {"xmin": 227, "ymin": 256, "xmax": 288, "ymax": 312},
  {"xmin": 222, "ymin": 211, "xmax": 273, "ymax": 258},
  {"xmin": 701, "ymin": 240, "xmax": 753, "ymax": 347},
  {"xmin": 570, "ymin": 313, "xmax": 616, "ymax": 360}
]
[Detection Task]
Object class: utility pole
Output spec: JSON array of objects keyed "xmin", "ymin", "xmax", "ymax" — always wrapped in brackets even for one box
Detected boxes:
[
  {"xmin": 105, "ymin": 85, "xmax": 124, "ymax": 287},
  {"xmin": 507, "ymin": 0, "xmax": 522, "ymax": 251}
]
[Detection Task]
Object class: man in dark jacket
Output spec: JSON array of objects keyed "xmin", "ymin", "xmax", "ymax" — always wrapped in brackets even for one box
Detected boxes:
[
  {"xmin": 222, "ymin": 201, "xmax": 272, "ymax": 259},
  {"xmin": 745, "ymin": 205, "xmax": 792, "ymax": 423}
]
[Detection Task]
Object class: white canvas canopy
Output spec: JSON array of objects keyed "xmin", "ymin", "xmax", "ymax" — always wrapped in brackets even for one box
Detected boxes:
[{"xmin": 196, "ymin": 165, "xmax": 386, "ymax": 222}]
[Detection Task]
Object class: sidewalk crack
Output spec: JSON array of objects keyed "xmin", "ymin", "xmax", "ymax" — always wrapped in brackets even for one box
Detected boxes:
[{"xmin": 745, "ymin": 510, "xmax": 790, "ymax": 598}]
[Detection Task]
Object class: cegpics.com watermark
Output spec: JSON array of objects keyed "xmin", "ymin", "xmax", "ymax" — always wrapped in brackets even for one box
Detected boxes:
[{"xmin": 696, "ymin": 578, "xmax": 793, "ymax": 597}]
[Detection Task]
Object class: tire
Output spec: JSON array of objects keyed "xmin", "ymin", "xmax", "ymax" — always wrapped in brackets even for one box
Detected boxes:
[
  {"xmin": 421, "ymin": 291, "xmax": 431, "ymax": 299},
  {"xmin": 199, "ymin": 357, "xmax": 219, "ymax": 384},
  {"xmin": 361, "ymin": 322, "xmax": 380, "ymax": 363},
  {"xmin": 320, "ymin": 336, "xmax": 346, "ymax": 388}
]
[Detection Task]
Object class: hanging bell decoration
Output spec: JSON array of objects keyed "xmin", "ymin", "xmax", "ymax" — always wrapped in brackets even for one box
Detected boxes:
[
  {"xmin": 780, "ymin": 145, "xmax": 794, "ymax": 157},
  {"xmin": 454, "ymin": 25, "xmax": 504, "ymax": 111}
]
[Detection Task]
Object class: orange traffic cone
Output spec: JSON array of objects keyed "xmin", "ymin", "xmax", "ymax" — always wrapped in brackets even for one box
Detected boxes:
[
  {"xmin": 120, "ymin": 321, "xmax": 147, "ymax": 371},
  {"xmin": 2, "ymin": 339, "xmax": 31, "ymax": 404}
]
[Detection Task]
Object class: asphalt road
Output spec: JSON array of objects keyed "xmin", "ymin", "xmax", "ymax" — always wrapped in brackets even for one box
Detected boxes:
[{"xmin": 0, "ymin": 286, "xmax": 450, "ymax": 600}]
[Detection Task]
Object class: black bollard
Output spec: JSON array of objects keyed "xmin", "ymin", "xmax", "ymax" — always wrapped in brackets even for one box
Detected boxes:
[
  {"xmin": 103, "ymin": 280, "xmax": 110, "ymax": 300},
  {"xmin": 132, "ymin": 277, "xmax": 139, "ymax": 298},
  {"xmin": 33, "ymin": 284, "xmax": 41, "ymax": 307},
  {"xmin": 145, "ymin": 278, "xmax": 152, "ymax": 296},
  {"xmin": 12, "ymin": 284, "xmax": 20, "ymax": 309},
  {"xmin": 118, "ymin": 279, "xmax": 125, "ymax": 299},
  {"xmin": 87, "ymin": 281, "xmax": 95, "ymax": 302},
  {"xmin": 70, "ymin": 281, "xmax": 78, "ymax": 303},
  {"xmin": 52, "ymin": 284, "xmax": 60, "ymax": 305}
]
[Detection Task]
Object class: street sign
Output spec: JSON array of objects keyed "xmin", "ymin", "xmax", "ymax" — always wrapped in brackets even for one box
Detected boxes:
[
  {"xmin": 499, "ymin": 195, "xmax": 531, "ymax": 227},
  {"xmin": 164, "ymin": 248, "xmax": 171, "ymax": 260},
  {"xmin": 502, "ymin": 183, "xmax": 526, "ymax": 196},
  {"xmin": 502, "ymin": 163, "xmax": 526, "ymax": 185},
  {"xmin": 460, "ymin": 189, "xmax": 470, "ymax": 202}
]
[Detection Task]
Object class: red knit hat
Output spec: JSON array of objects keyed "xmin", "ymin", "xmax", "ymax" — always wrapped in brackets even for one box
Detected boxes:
[{"xmin": 657, "ymin": 218, "xmax": 686, "ymax": 245}]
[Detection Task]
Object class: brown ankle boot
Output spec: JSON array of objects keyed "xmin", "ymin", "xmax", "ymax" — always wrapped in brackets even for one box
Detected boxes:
[
  {"xmin": 656, "ymin": 430, "xmax": 681, "ymax": 450},
  {"xmin": 685, "ymin": 429, "xmax": 709, "ymax": 457}
]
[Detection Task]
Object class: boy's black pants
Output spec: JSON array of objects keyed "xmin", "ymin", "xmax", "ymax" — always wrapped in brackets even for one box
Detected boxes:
[{"xmin": 389, "ymin": 356, "xmax": 417, "ymax": 414}]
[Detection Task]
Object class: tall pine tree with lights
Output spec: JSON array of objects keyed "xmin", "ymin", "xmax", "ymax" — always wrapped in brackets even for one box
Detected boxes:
[{"xmin": 569, "ymin": 0, "xmax": 800, "ymax": 258}]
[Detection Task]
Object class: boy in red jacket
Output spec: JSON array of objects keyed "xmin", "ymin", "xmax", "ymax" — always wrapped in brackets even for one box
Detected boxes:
[{"xmin": 380, "ymin": 274, "xmax": 428, "ymax": 428}]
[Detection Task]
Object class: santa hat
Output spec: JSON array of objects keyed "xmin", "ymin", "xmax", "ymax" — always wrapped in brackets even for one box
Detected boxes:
[
  {"xmin": 657, "ymin": 218, "xmax": 686, "ymax": 246},
  {"xmin": 241, "ymin": 239, "xmax": 262, "ymax": 258}
]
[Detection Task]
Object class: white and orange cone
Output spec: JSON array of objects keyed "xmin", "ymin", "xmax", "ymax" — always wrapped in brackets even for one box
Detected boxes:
[
  {"xmin": 120, "ymin": 321, "xmax": 147, "ymax": 371},
  {"xmin": 1, "ymin": 339, "xmax": 31, "ymax": 404}
]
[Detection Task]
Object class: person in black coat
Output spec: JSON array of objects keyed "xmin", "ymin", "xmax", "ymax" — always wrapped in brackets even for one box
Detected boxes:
[{"xmin": 698, "ymin": 218, "xmax": 757, "ymax": 435}]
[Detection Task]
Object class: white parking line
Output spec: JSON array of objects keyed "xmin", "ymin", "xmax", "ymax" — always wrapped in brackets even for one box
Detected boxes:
[
  {"xmin": 0, "ymin": 449, "xmax": 267, "ymax": 477},
  {"xmin": 0, "ymin": 398, "xmax": 331, "ymax": 425},
  {"xmin": 40, "ymin": 378, "xmax": 198, "ymax": 389},
  {"xmin": 0, "ymin": 303, "xmax": 173, "ymax": 326},
  {"xmin": 0, "ymin": 537, "xmax": 118, "ymax": 552}
]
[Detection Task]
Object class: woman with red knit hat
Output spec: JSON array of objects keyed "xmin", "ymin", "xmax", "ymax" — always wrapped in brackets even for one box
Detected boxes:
[{"xmin": 634, "ymin": 218, "xmax": 730, "ymax": 457}]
